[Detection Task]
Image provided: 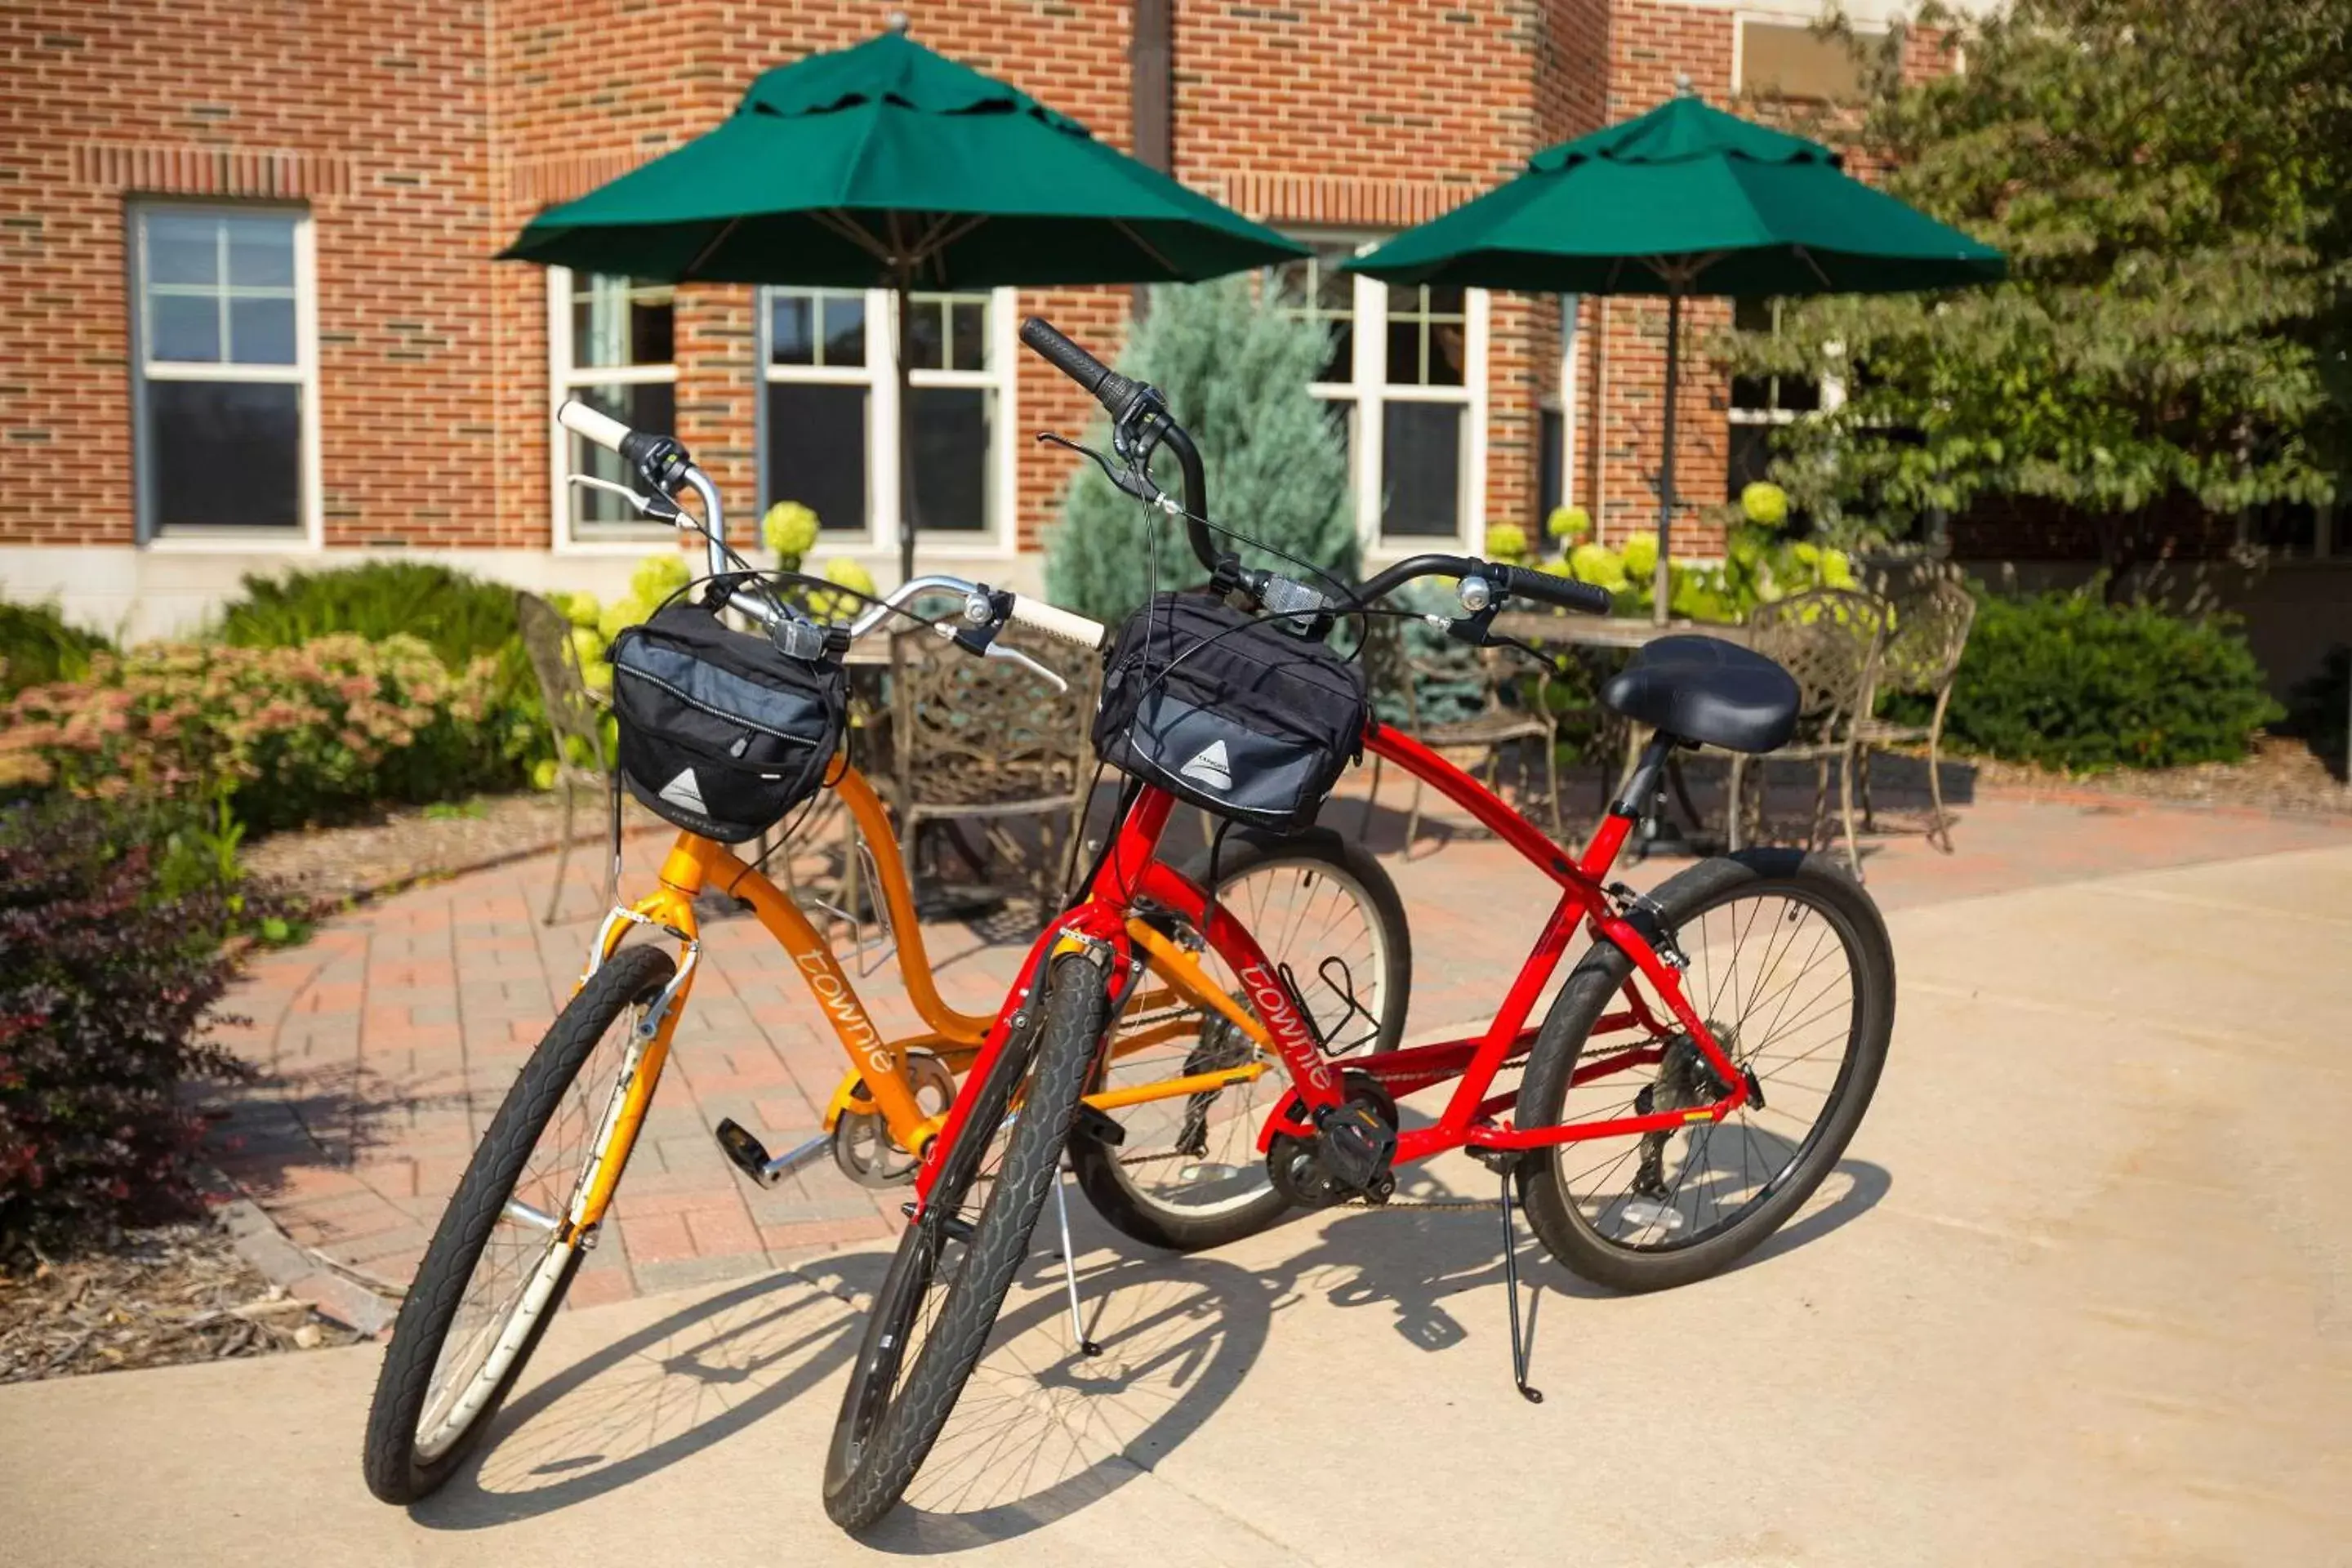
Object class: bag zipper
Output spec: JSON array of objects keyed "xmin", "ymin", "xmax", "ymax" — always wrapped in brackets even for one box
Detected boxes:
[{"xmin": 615, "ymin": 663, "xmax": 819, "ymax": 748}]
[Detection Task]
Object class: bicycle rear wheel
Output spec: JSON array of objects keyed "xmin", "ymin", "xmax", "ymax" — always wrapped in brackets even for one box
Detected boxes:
[
  {"xmin": 822, "ymin": 946, "xmax": 1111, "ymax": 1531},
  {"xmin": 1069, "ymin": 827, "xmax": 1409, "ymax": 1252},
  {"xmin": 1514, "ymin": 849, "xmax": 1894, "ymax": 1294},
  {"xmin": 363, "ymin": 942, "xmax": 675, "ymax": 1503}
]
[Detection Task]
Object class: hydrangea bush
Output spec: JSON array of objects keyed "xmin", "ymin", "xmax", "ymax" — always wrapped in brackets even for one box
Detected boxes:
[{"xmin": 0, "ymin": 635, "xmax": 519, "ymax": 834}]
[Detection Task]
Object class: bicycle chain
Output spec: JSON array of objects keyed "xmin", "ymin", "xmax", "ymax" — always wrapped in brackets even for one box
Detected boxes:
[{"xmin": 1107, "ymin": 1148, "xmax": 1501, "ymax": 1210}]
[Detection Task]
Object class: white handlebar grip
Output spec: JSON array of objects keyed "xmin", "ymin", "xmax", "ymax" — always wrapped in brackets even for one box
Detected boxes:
[
  {"xmin": 1007, "ymin": 595, "xmax": 1106, "ymax": 649},
  {"xmin": 556, "ymin": 398, "xmax": 632, "ymax": 454}
]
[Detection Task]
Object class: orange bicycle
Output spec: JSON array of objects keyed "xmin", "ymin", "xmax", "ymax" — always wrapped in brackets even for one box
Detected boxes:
[{"xmin": 360, "ymin": 400, "xmax": 1408, "ymax": 1503}]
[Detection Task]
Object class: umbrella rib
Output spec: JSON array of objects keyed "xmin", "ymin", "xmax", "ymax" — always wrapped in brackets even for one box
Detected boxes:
[
  {"xmin": 811, "ymin": 207, "xmax": 896, "ymax": 267},
  {"xmin": 1111, "ymin": 219, "xmax": 1178, "ymax": 279},
  {"xmin": 911, "ymin": 213, "xmax": 989, "ymax": 284},
  {"xmin": 682, "ymin": 216, "xmax": 746, "ymax": 279},
  {"xmin": 1791, "ymin": 243, "xmax": 1833, "ymax": 291}
]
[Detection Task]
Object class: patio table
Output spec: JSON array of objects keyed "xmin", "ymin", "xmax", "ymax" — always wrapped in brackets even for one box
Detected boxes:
[{"xmin": 1490, "ymin": 611, "xmax": 1751, "ymax": 858}]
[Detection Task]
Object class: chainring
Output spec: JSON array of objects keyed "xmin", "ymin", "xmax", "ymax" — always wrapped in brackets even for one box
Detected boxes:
[{"xmin": 831, "ymin": 1050, "xmax": 956, "ymax": 1188}]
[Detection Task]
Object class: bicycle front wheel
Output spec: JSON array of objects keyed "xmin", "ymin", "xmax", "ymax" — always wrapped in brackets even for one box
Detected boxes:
[
  {"xmin": 1069, "ymin": 827, "xmax": 1410, "ymax": 1252},
  {"xmin": 1514, "ymin": 849, "xmax": 1895, "ymax": 1294},
  {"xmin": 362, "ymin": 942, "xmax": 675, "ymax": 1503},
  {"xmin": 822, "ymin": 947, "xmax": 1111, "ymax": 1531}
]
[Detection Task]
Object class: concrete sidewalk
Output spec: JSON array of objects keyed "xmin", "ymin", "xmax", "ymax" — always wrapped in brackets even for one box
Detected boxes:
[{"xmin": 4, "ymin": 840, "xmax": 2348, "ymax": 1566}]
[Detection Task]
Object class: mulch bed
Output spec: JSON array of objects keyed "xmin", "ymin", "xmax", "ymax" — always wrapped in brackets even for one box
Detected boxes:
[
  {"xmin": 1970, "ymin": 734, "xmax": 2350, "ymax": 817},
  {"xmin": 0, "ymin": 1220, "xmax": 362, "ymax": 1384},
  {"xmin": 242, "ymin": 791, "xmax": 614, "ymax": 905}
]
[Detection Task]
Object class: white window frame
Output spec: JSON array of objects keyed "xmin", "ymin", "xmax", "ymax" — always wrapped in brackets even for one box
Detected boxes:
[
  {"xmin": 546, "ymin": 266, "xmax": 679, "ymax": 555},
  {"xmin": 1727, "ymin": 298, "xmax": 1846, "ymax": 501},
  {"xmin": 760, "ymin": 285, "xmax": 1021, "ymax": 564},
  {"xmin": 1279, "ymin": 234, "xmax": 1490, "ymax": 559},
  {"xmin": 131, "ymin": 202, "xmax": 322, "ymax": 552}
]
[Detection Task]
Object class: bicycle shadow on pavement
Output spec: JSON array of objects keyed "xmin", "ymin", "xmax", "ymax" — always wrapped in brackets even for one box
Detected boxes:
[
  {"xmin": 410, "ymin": 1244, "xmax": 1270, "ymax": 1544},
  {"xmin": 1252, "ymin": 1152, "xmax": 1893, "ymax": 1370},
  {"xmin": 843, "ymin": 1249, "xmax": 1272, "ymax": 1554}
]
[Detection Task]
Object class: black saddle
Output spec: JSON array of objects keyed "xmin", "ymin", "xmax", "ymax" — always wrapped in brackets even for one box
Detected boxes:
[{"xmin": 1599, "ymin": 635, "xmax": 1800, "ymax": 754}]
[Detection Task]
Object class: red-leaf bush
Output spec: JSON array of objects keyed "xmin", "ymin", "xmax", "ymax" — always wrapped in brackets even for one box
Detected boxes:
[
  {"xmin": 0, "ymin": 797, "xmax": 296, "ymax": 1259},
  {"xmin": 0, "ymin": 634, "xmax": 530, "ymax": 833}
]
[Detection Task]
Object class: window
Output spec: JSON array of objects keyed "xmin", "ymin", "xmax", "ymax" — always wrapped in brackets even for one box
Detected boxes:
[
  {"xmin": 1271, "ymin": 238, "xmax": 1488, "ymax": 550},
  {"xmin": 760, "ymin": 287, "xmax": 1013, "ymax": 549},
  {"xmin": 550, "ymin": 270, "xmax": 676, "ymax": 544},
  {"xmin": 1727, "ymin": 296, "xmax": 1829, "ymax": 499},
  {"xmin": 765, "ymin": 287, "xmax": 870, "ymax": 537},
  {"xmin": 131, "ymin": 206, "xmax": 314, "ymax": 540},
  {"xmin": 1736, "ymin": 19, "xmax": 1868, "ymax": 102}
]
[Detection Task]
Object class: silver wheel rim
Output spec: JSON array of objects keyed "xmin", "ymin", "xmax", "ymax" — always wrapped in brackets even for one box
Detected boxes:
[
  {"xmin": 1548, "ymin": 887, "xmax": 1861, "ymax": 1253},
  {"xmin": 413, "ymin": 992, "xmax": 651, "ymax": 1462}
]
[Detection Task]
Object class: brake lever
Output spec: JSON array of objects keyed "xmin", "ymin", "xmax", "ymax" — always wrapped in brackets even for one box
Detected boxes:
[
  {"xmin": 1034, "ymin": 430, "xmax": 1163, "ymax": 507},
  {"xmin": 568, "ymin": 473, "xmax": 683, "ymax": 524},
  {"xmin": 982, "ymin": 639, "xmax": 1070, "ymax": 694},
  {"xmin": 927, "ymin": 621, "xmax": 1071, "ymax": 694}
]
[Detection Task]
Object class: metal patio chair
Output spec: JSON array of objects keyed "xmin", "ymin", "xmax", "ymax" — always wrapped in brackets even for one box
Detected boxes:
[
  {"xmin": 1855, "ymin": 570, "xmax": 1977, "ymax": 853},
  {"xmin": 886, "ymin": 626, "xmax": 1098, "ymax": 911},
  {"xmin": 1360, "ymin": 618, "xmax": 1564, "ymax": 844},
  {"xmin": 1724, "ymin": 587, "xmax": 1890, "ymax": 877},
  {"xmin": 515, "ymin": 590, "xmax": 615, "ymax": 924}
]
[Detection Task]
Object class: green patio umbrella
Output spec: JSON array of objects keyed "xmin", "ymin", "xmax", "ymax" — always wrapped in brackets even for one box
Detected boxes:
[
  {"xmin": 503, "ymin": 22, "xmax": 1304, "ymax": 579},
  {"xmin": 1350, "ymin": 88, "xmax": 2005, "ymax": 621}
]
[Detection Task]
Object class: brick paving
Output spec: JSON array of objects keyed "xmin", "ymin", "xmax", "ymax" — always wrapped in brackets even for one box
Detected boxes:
[{"xmin": 206, "ymin": 761, "xmax": 2352, "ymax": 1309}]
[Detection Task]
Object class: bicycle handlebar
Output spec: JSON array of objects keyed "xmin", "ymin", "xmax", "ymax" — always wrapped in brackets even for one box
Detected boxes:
[
  {"xmin": 1018, "ymin": 317, "xmax": 1142, "ymax": 421},
  {"xmin": 1356, "ymin": 555, "xmax": 1614, "ymax": 617},
  {"xmin": 1019, "ymin": 316, "xmax": 1214, "ymax": 569}
]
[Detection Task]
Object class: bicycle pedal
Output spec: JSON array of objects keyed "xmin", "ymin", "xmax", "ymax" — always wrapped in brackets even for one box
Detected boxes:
[
  {"xmin": 715, "ymin": 1118, "xmax": 830, "ymax": 1187},
  {"xmin": 1316, "ymin": 1100, "xmax": 1398, "ymax": 1192},
  {"xmin": 1071, "ymin": 1102, "xmax": 1126, "ymax": 1147},
  {"xmin": 716, "ymin": 1118, "xmax": 773, "ymax": 1180}
]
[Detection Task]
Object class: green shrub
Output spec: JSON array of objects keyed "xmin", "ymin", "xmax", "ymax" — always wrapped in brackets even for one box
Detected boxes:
[
  {"xmin": 217, "ymin": 561, "xmax": 517, "ymax": 670},
  {"xmin": 1045, "ymin": 278, "xmax": 1355, "ymax": 625},
  {"xmin": 0, "ymin": 795, "xmax": 301, "ymax": 1258},
  {"xmin": 0, "ymin": 600, "xmax": 110, "ymax": 697},
  {"xmin": 1915, "ymin": 590, "xmax": 2283, "ymax": 772},
  {"xmin": 2284, "ymin": 644, "xmax": 2348, "ymax": 780},
  {"xmin": 1, "ymin": 636, "xmax": 524, "ymax": 832},
  {"xmin": 218, "ymin": 560, "xmax": 549, "ymax": 780}
]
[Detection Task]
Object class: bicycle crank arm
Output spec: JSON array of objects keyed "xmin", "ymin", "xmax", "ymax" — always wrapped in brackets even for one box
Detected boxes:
[{"xmin": 716, "ymin": 1118, "xmax": 831, "ymax": 1187}]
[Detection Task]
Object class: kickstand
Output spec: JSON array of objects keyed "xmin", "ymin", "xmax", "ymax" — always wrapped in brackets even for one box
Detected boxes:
[
  {"xmin": 1052, "ymin": 1165, "xmax": 1102, "ymax": 1358},
  {"xmin": 1499, "ymin": 1164, "xmax": 1544, "ymax": 1404}
]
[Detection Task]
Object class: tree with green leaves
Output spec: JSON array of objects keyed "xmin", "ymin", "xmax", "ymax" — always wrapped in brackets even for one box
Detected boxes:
[
  {"xmin": 1727, "ymin": 0, "xmax": 2352, "ymax": 578},
  {"xmin": 1043, "ymin": 278, "xmax": 1355, "ymax": 624}
]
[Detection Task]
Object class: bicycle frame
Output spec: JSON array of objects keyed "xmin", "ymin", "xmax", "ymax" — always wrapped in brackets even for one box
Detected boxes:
[
  {"xmin": 906, "ymin": 722, "xmax": 1759, "ymax": 1215},
  {"xmin": 561, "ymin": 761, "xmax": 1276, "ymax": 1234}
]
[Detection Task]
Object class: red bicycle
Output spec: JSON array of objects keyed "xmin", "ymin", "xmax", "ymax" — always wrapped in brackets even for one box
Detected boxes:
[{"xmin": 821, "ymin": 320, "xmax": 1895, "ymax": 1530}]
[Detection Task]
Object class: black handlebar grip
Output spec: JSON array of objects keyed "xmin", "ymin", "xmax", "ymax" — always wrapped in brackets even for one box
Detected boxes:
[
  {"xmin": 1490, "ymin": 561, "xmax": 1615, "ymax": 617},
  {"xmin": 1020, "ymin": 316, "xmax": 1142, "ymax": 416}
]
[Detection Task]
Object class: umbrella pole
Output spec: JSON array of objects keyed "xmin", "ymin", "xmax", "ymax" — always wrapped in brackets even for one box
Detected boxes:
[
  {"xmin": 1654, "ymin": 285, "xmax": 1681, "ymax": 627},
  {"xmin": 894, "ymin": 265, "xmax": 918, "ymax": 585}
]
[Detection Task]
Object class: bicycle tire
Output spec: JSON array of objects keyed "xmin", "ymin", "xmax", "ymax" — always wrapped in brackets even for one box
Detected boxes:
[
  {"xmin": 822, "ymin": 947, "xmax": 1111, "ymax": 1530},
  {"xmin": 1069, "ymin": 827, "xmax": 1410, "ymax": 1251},
  {"xmin": 362, "ymin": 943, "xmax": 675, "ymax": 1503},
  {"xmin": 1514, "ymin": 849, "xmax": 1894, "ymax": 1294}
]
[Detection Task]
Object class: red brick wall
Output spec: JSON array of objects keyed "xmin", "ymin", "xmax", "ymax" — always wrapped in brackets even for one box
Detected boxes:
[
  {"xmin": 1174, "ymin": 1, "xmax": 1552, "ymax": 533},
  {"xmin": 0, "ymin": 0, "xmax": 496, "ymax": 549},
  {"xmin": 2, "ymin": 0, "xmax": 1623, "ymax": 564}
]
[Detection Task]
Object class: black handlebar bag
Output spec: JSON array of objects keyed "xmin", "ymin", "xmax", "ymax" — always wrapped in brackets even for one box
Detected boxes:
[
  {"xmin": 608, "ymin": 600, "xmax": 847, "ymax": 843},
  {"xmin": 1094, "ymin": 592, "xmax": 1368, "ymax": 835}
]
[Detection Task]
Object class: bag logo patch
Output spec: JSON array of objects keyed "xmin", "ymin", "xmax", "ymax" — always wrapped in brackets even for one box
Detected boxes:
[
  {"xmin": 657, "ymin": 767, "xmax": 709, "ymax": 814},
  {"xmin": 1178, "ymin": 739, "xmax": 1233, "ymax": 792}
]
